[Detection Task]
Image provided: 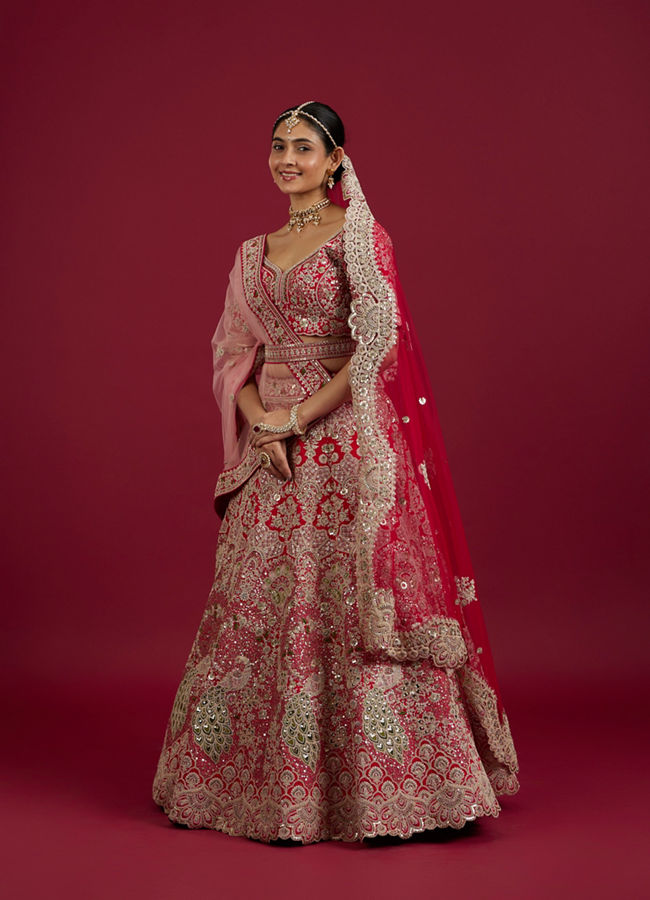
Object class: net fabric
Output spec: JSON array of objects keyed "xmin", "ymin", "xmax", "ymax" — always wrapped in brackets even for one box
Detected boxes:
[{"xmin": 337, "ymin": 154, "xmax": 518, "ymax": 777}]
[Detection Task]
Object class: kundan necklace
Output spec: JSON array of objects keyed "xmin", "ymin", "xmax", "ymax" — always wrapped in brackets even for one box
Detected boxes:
[{"xmin": 287, "ymin": 197, "xmax": 330, "ymax": 232}]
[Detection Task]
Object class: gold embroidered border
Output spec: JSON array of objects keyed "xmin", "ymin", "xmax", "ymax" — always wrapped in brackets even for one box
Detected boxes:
[
  {"xmin": 241, "ymin": 236, "xmax": 331, "ymax": 396},
  {"xmin": 265, "ymin": 337, "xmax": 356, "ymax": 363},
  {"xmin": 340, "ymin": 156, "xmax": 400, "ymax": 656},
  {"xmin": 214, "ymin": 444, "xmax": 261, "ymax": 509},
  {"xmin": 386, "ymin": 615, "xmax": 469, "ymax": 666},
  {"xmin": 459, "ymin": 666, "xmax": 519, "ymax": 775}
]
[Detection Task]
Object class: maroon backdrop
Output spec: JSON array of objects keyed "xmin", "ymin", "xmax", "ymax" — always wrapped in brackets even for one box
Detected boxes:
[{"xmin": 2, "ymin": 2, "xmax": 649, "ymax": 897}]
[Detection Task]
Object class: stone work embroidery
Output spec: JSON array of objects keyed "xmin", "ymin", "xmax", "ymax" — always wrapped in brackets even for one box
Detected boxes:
[
  {"xmin": 170, "ymin": 668, "xmax": 195, "ymax": 738},
  {"xmin": 455, "ymin": 575, "xmax": 478, "ymax": 606},
  {"xmin": 363, "ymin": 687, "xmax": 408, "ymax": 763},
  {"xmin": 281, "ymin": 691, "xmax": 321, "ymax": 771},
  {"xmin": 191, "ymin": 686, "xmax": 233, "ymax": 764}
]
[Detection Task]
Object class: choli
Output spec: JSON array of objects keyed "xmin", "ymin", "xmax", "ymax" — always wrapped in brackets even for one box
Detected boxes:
[{"xmin": 260, "ymin": 229, "xmax": 352, "ymax": 337}]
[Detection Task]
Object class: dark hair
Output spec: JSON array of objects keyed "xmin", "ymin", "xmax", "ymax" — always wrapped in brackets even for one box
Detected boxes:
[{"xmin": 272, "ymin": 101, "xmax": 346, "ymax": 183}]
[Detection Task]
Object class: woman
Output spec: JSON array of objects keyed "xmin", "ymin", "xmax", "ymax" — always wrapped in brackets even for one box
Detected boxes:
[{"xmin": 152, "ymin": 101, "xmax": 520, "ymax": 843}]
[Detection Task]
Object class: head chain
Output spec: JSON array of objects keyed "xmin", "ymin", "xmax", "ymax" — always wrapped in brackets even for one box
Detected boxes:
[{"xmin": 275, "ymin": 101, "xmax": 341, "ymax": 151}]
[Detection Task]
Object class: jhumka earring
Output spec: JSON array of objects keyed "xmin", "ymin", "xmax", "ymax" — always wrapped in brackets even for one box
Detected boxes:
[{"xmin": 326, "ymin": 171, "xmax": 335, "ymax": 190}]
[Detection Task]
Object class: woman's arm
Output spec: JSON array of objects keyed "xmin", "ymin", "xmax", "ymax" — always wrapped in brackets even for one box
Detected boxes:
[
  {"xmin": 297, "ymin": 359, "xmax": 351, "ymax": 429},
  {"xmin": 236, "ymin": 374, "xmax": 292, "ymax": 481},
  {"xmin": 236, "ymin": 373, "xmax": 267, "ymax": 426},
  {"xmin": 249, "ymin": 360, "xmax": 352, "ymax": 449}
]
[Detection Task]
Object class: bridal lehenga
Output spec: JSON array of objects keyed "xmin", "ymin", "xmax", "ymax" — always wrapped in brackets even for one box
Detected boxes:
[{"xmin": 152, "ymin": 156, "xmax": 520, "ymax": 843}]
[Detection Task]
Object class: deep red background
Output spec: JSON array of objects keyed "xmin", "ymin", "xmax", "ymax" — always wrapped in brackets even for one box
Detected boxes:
[{"xmin": 2, "ymin": 1, "xmax": 649, "ymax": 897}]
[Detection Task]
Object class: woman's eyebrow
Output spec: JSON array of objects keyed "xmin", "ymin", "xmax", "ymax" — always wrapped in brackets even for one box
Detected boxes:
[{"xmin": 271, "ymin": 136, "xmax": 315, "ymax": 144}]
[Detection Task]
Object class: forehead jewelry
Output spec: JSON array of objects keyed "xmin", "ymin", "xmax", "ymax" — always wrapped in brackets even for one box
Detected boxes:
[{"xmin": 280, "ymin": 101, "xmax": 340, "ymax": 150}]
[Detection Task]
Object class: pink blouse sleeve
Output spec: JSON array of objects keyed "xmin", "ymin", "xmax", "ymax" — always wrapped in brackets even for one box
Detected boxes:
[{"xmin": 211, "ymin": 248, "xmax": 264, "ymax": 470}]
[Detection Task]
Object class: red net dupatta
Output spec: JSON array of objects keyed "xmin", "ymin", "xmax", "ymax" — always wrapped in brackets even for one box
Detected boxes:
[{"xmin": 340, "ymin": 154, "xmax": 519, "ymax": 786}]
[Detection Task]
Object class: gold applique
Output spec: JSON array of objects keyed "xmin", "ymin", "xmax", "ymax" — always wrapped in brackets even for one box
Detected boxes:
[
  {"xmin": 191, "ymin": 686, "xmax": 233, "ymax": 763},
  {"xmin": 281, "ymin": 691, "xmax": 320, "ymax": 771},
  {"xmin": 459, "ymin": 667, "xmax": 519, "ymax": 775},
  {"xmin": 362, "ymin": 687, "xmax": 408, "ymax": 763},
  {"xmin": 386, "ymin": 616, "xmax": 468, "ymax": 666},
  {"xmin": 455, "ymin": 575, "xmax": 477, "ymax": 606},
  {"xmin": 241, "ymin": 236, "xmax": 331, "ymax": 394},
  {"xmin": 418, "ymin": 461, "xmax": 431, "ymax": 489},
  {"xmin": 170, "ymin": 668, "xmax": 195, "ymax": 737}
]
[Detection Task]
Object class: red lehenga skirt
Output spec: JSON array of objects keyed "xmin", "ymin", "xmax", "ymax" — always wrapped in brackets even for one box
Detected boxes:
[{"xmin": 152, "ymin": 371, "xmax": 516, "ymax": 843}]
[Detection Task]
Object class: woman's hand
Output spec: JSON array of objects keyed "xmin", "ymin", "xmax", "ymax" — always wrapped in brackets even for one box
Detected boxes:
[
  {"xmin": 249, "ymin": 408, "xmax": 297, "ymax": 448},
  {"xmin": 255, "ymin": 438, "xmax": 292, "ymax": 481}
]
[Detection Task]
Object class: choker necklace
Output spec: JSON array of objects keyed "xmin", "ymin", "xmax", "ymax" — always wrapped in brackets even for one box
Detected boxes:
[{"xmin": 288, "ymin": 197, "xmax": 330, "ymax": 232}]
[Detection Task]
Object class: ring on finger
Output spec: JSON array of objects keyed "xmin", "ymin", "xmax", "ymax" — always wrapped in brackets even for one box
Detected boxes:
[{"xmin": 259, "ymin": 451, "xmax": 271, "ymax": 468}]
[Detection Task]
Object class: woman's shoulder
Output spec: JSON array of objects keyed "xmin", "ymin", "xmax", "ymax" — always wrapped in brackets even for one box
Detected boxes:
[{"xmin": 235, "ymin": 232, "xmax": 266, "ymax": 252}]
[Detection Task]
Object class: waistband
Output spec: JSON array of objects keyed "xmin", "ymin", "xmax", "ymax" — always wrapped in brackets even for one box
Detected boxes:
[{"xmin": 264, "ymin": 337, "xmax": 357, "ymax": 364}]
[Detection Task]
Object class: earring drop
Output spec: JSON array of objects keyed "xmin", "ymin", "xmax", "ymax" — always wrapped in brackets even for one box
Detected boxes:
[{"xmin": 327, "ymin": 171, "xmax": 335, "ymax": 189}]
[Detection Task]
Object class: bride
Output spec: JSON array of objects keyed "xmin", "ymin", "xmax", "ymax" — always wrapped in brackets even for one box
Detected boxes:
[{"xmin": 152, "ymin": 100, "xmax": 520, "ymax": 843}]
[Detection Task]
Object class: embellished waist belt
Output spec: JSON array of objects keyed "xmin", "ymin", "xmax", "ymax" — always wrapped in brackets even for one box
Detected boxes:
[{"xmin": 264, "ymin": 338, "xmax": 356, "ymax": 363}]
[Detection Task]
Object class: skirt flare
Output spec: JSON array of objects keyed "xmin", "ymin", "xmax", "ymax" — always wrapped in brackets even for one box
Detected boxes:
[{"xmin": 152, "ymin": 372, "xmax": 518, "ymax": 843}]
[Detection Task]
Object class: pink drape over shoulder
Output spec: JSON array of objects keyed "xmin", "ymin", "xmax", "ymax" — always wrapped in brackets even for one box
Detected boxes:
[{"xmin": 210, "ymin": 251, "xmax": 265, "ymax": 516}]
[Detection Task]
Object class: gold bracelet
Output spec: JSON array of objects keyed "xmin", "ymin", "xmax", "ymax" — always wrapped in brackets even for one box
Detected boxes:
[{"xmin": 290, "ymin": 404, "xmax": 306, "ymax": 435}]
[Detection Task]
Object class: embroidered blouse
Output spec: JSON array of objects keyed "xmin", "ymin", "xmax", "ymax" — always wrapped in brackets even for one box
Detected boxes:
[{"xmin": 260, "ymin": 229, "xmax": 352, "ymax": 338}]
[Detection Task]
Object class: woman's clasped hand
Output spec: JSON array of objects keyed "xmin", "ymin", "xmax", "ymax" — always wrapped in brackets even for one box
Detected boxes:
[{"xmin": 249, "ymin": 408, "xmax": 296, "ymax": 481}]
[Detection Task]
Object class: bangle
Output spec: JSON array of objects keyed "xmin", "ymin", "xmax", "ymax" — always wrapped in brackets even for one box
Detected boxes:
[
  {"xmin": 289, "ymin": 403, "xmax": 306, "ymax": 436},
  {"xmin": 251, "ymin": 404, "xmax": 306, "ymax": 436}
]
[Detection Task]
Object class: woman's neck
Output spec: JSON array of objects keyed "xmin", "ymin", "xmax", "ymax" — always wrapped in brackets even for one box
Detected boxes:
[{"xmin": 288, "ymin": 188, "xmax": 328, "ymax": 212}]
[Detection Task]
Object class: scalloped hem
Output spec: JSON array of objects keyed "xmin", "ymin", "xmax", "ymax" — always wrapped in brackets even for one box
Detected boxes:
[
  {"xmin": 490, "ymin": 771, "xmax": 520, "ymax": 796},
  {"xmin": 153, "ymin": 795, "xmax": 508, "ymax": 845}
]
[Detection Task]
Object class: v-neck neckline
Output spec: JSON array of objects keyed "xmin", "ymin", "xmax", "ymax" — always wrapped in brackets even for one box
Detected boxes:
[{"xmin": 263, "ymin": 226, "xmax": 344, "ymax": 276}]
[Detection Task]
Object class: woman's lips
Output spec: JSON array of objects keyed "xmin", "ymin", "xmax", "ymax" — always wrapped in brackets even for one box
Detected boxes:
[{"xmin": 280, "ymin": 171, "xmax": 300, "ymax": 180}]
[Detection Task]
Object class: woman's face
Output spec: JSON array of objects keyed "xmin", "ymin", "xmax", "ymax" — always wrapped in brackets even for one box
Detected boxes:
[{"xmin": 269, "ymin": 119, "xmax": 335, "ymax": 197}]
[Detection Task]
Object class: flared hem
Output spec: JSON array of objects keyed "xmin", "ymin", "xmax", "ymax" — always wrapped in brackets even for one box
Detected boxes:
[
  {"xmin": 154, "ymin": 799, "xmax": 500, "ymax": 845},
  {"xmin": 153, "ymin": 773, "xmax": 519, "ymax": 845}
]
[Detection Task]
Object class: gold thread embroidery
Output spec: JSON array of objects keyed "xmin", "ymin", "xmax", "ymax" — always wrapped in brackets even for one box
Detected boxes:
[
  {"xmin": 191, "ymin": 686, "xmax": 233, "ymax": 763},
  {"xmin": 281, "ymin": 691, "xmax": 320, "ymax": 771},
  {"xmin": 459, "ymin": 667, "xmax": 519, "ymax": 774},
  {"xmin": 170, "ymin": 668, "xmax": 195, "ymax": 737},
  {"xmin": 344, "ymin": 198, "xmax": 398, "ymax": 653},
  {"xmin": 418, "ymin": 461, "xmax": 431, "ymax": 489},
  {"xmin": 362, "ymin": 687, "xmax": 408, "ymax": 763},
  {"xmin": 455, "ymin": 575, "xmax": 477, "ymax": 606},
  {"xmin": 264, "ymin": 337, "xmax": 356, "ymax": 363},
  {"xmin": 242, "ymin": 236, "xmax": 331, "ymax": 394}
]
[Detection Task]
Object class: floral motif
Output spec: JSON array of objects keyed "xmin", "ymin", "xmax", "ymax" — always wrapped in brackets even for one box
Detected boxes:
[
  {"xmin": 455, "ymin": 575, "xmax": 477, "ymax": 606},
  {"xmin": 313, "ymin": 478, "xmax": 353, "ymax": 538},
  {"xmin": 262, "ymin": 561, "xmax": 295, "ymax": 611},
  {"xmin": 265, "ymin": 494, "xmax": 305, "ymax": 543},
  {"xmin": 314, "ymin": 436, "xmax": 344, "ymax": 466}
]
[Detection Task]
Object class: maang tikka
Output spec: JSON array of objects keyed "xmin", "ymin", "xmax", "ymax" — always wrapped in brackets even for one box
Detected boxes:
[{"xmin": 282, "ymin": 101, "xmax": 340, "ymax": 152}]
